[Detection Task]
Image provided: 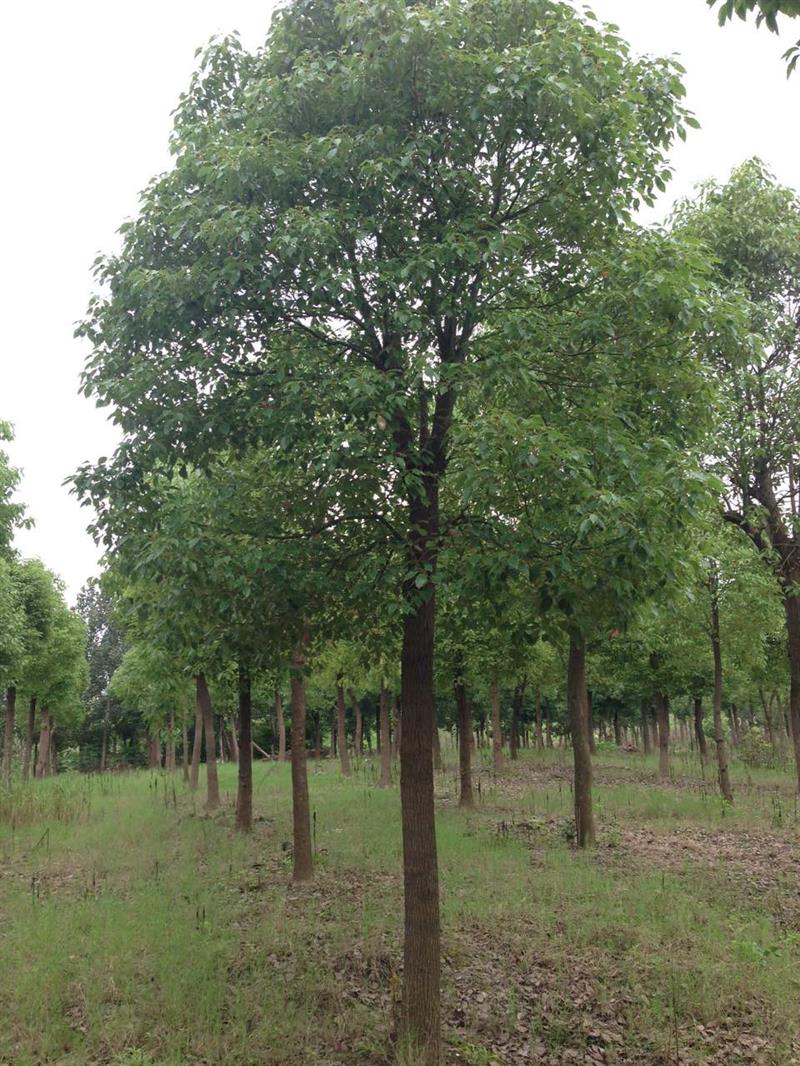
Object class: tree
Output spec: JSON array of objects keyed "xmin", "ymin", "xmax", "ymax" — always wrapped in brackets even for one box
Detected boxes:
[
  {"xmin": 76, "ymin": 3, "xmax": 700, "ymax": 1057},
  {"xmin": 75, "ymin": 579, "xmax": 126, "ymax": 770},
  {"xmin": 675, "ymin": 161, "xmax": 800, "ymax": 790},
  {"xmin": 708, "ymin": 0, "xmax": 800, "ymax": 72}
]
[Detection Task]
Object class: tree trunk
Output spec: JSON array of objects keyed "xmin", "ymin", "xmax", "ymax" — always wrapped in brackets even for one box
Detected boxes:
[
  {"xmin": 490, "ymin": 678, "xmax": 503, "ymax": 772},
  {"xmin": 190, "ymin": 696, "xmax": 202, "ymax": 790},
  {"xmin": 229, "ymin": 718, "xmax": 240, "ymax": 765},
  {"xmin": 586, "ymin": 689, "xmax": 596, "ymax": 755},
  {"xmin": 181, "ymin": 713, "xmax": 190, "ymax": 783},
  {"xmin": 166, "ymin": 709, "xmax": 176, "ymax": 771},
  {"xmin": 23, "ymin": 696, "xmax": 36, "ymax": 780},
  {"xmin": 613, "ymin": 708, "xmax": 622, "ymax": 747},
  {"xmin": 568, "ymin": 636, "xmax": 595, "ymax": 848},
  {"xmin": 534, "ymin": 691, "xmax": 544, "ymax": 751},
  {"xmin": 275, "ymin": 689, "xmax": 287, "ymax": 761},
  {"xmin": 350, "ymin": 689, "xmax": 363, "ymax": 758},
  {"xmin": 3, "ymin": 685, "xmax": 16, "ymax": 783},
  {"xmin": 99, "ymin": 695, "xmax": 109, "ymax": 773},
  {"xmin": 336, "ymin": 680, "xmax": 351, "ymax": 776},
  {"xmin": 379, "ymin": 684, "xmax": 392, "ymax": 787},
  {"xmin": 693, "ymin": 695, "xmax": 708, "ymax": 766},
  {"xmin": 654, "ymin": 692, "xmax": 670, "ymax": 781},
  {"xmin": 290, "ymin": 645, "xmax": 313, "ymax": 881},
  {"xmin": 640, "ymin": 698, "xmax": 651, "ymax": 755},
  {"xmin": 197, "ymin": 673, "xmax": 220, "ymax": 811},
  {"xmin": 783, "ymin": 595, "xmax": 800, "ymax": 791},
  {"xmin": 545, "ymin": 708, "xmax": 553, "ymax": 748},
  {"xmin": 235, "ymin": 664, "xmax": 253, "ymax": 831},
  {"xmin": 399, "ymin": 591, "xmax": 440, "ymax": 1065},
  {"xmin": 35, "ymin": 709, "xmax": 51, "ymax": 779},
  {"xmin": 454, "ymin": 678, "xmax": 473, "ymax": 808},
  {"xmin": 510, "ymin": 681, "xmax": 525, "ymax": 760},
  {"xmin": 710, "ymin": 594, "xmax": 734, "ymax": 803}
]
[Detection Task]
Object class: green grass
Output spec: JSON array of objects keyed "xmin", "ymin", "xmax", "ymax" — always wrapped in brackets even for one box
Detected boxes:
[{"xmin": 0, "ymin": 750, "xmax": 799, "ymax": 1063}]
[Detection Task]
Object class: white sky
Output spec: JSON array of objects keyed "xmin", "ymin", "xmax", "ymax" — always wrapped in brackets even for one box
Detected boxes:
[{"xmin": 1, "ymin": 0, "xmax": 798, "ymax": 602}]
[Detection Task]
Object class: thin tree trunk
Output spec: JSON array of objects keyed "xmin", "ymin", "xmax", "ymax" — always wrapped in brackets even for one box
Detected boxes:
[
  {"xmin": 229, "ymin": 718, "xmax": 240, "ymax": 765},
  {"xmin": 379, "ymin": 684, "xmax": 392, "ymax": 787},
  {"xmin": 197, "ymin": 673, "xmax": 220, "ymax": 811},
  {"xmin": 545, "ymin": 708, "xmax": 553, "ymax": 748},
  {"xmin": 23, "ymin": 696, "xmax": 36, "ymax": 780},
  {"xmin": 336, "ymin": 680, "xmax": 351, "ymax": 776},
  {"xmin": 534, "ymin": 691, "xmax": 544, "ymax": 751},
  {"xmin": 640, "ymin": 698, "xmax": 651, "ymax": 755},
  {"xmin": 710, "ymin": 592, "xmax": 733, "ymax": 802},
  {"xmin": 35, "ymin": 709, "xmax": 51, "ymax": 779},
  {"xmin": 276, "ymin": 689, "xmax": 287, "ymax": 761},
  {"xmin": 99, "ymin": 695, "xmax": 109, "ymax": 773},
  {"xmin": 290, "ymin": 645, "xmax": 313, "ymax": 881},
  {"xmin": 181, "ymin": 713, "xmax": 190, "ymax": 783},
  {"xmin": 568, "ymin": 635, "xmax": 595, "ymax": 848},
  {"xmin": 654, "ymin": 692, "xmax": 670, "ymax": 781},
  {"xmin": 613, "ymin": 708, "xmax": 622, "ymax": 747},
  {"xmin": 586, "ymin": 689, "xmax": 596, "ymax": 755},
  {"xmin": 693, "ymin": 695, "xmax": 708, "ymax": 766},
  {"xmin": 3, "ymin": 685, "xmax": 16, "ymax": 783},
  {"xmin": 350, "ymin": 688, "xmax": 363, "ymax": 757},
  {"xmin": 166, "ymin": 709, "xmax": 176, "ymax": 771},
  {"xmin": 190, "ymin": 696, "xmax": 202, "ymax": 790},
  {"xmin": 783, "ymin": 594, "xmax": 800, "ymax": 791},
  {"xmin": 399, "ymin": 590, "xmax": 440, "ymax": 1064},
  {"xmin": 490, "ymin": 678, "xmax": 503, "ymax": 772},
  {"xmin": 510, "ymin": 681, "xmax": 525, "ymax": 760},
  {"xmin": 455, "ymin": 678, "xmax": 473, "ymax": 808},
  {"xmin": 235, "ymin": 664, "xmax": 253, "ymax": 831}
]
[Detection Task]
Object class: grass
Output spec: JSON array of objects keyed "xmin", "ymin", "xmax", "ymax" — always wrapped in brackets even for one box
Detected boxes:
[{"xmin": 0, "ymin": 747, "xmax": 799, "ymax": 1064}]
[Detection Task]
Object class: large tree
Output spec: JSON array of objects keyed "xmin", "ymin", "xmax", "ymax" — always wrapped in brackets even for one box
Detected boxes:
[{"xmin": 76, "ymin": 2, "xmax": 699, "ymax": 1058}]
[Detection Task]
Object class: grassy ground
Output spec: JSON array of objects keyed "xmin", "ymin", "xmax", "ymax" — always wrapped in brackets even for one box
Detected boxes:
[{"xmin": 1, "ymin": 744, "xmax": 800, "ymax": 1065}]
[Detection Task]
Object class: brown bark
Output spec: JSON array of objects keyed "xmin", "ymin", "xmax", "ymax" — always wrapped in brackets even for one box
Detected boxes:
[
  {"xmin": 710, "ymin": 592, "xmax": 734, "ymax": 803},
  {"xmin": 189, "ymin": 696, "xmax": 202, "ymax": 790},
  {"xmin": 3, "ymin": 685, "xmax": 16, "ymax": 783},
  {"xmin": 454, "ymin": 678, "xmax": 473, "ymax": 808},
  {"xmin": 399, "ymin": 592, "xmax": 440, "ymax": 1064},
  {"xmin": 23, "ymin": 696, "xmax": 36, "ymax": 780},
  {"xmin": 490, "ymin": 678, "xmax": 503, "ymax": 772},
  {"xmin": 349, "ymin": 688, "xmax": 363, "ymax": 757},
  {"xmin": 276, "ymin": 689, "xmax": 287, "ymax": 761},
  {"xmin": 379, "ymin": 684, "xmax": 392, "ymax": 787},
  {"xmin": 534, "ymin": 690, "xmax": 544, "ymax": 751},
  {"xmin": 784, "ymin": 595, "xmax": 800, "ymax": 791},
  {"xmin": 235, "ymin": 665, "xmax": 253, "ymax": 831},
  {"xmin": 568, "ymin": 636, "xmax": 595, "ymax": 848},
  {"xmin": 290, "ymin": 646, "xmax": 313, "ymax": 881},
  {"xmin": 336, "ymin": 680, "xmax": 351, "ymax": 776},
  {"xmin": 197, "ymin": 673, "xmax": 220, "ymax": 811},
  {"xmin": 693, "ymin": 696, "xmax": 708, "ymax": 766},
  {"xmin": 166, "ymin": 709, "xmax": 176, "ymax": 772},
  {"xmin": 654, "ymin": 691, "xmax": 670, "ymax": 781}
]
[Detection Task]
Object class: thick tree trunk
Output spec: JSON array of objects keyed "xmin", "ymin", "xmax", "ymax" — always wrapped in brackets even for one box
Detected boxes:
[
  {"xmin": 235, "ymin": 665, "xmax": 253, "ymax": 832},
  {"xmin": 290, "ymin": 646, "xmax": 313, "ymax": 881},
  {"xmin": 190, "ymin": 696, "xmax": 202, "ymax": 790},
  {"xmin": 568, "ymin": 636, "xmax": 595, "ymax": 848},
  {"xmin": 23, "ymin": 696, "xmax": 36, "ymax": 780},
  {"xmin": 379, "ymin": 684, "xmax": 392, "ymax": 787},
  {"xmin": 534, "ymin": 691, "xmax": 544, "ymax": 751},
  {"xmin": 197, "ymin": 673, "xmax": 220, "ymax": 811},
  {"xmin": 336, "ymin": 681, "xmax": 351, "ymax": 776},
  {"xmin": 3, "ymin": 685, "xmax": 16, "ymax": 783},
  {"xmin": 399, "ymin": 592, "xmax": 440, "ymax": 1065},
  {"xmin": 693, "ymin": 696, "xmax": 708, "ymax": 766},
  {"xmin": 454, "ymin": 678, "xmax": 473, "ymax": 808},
  {"xmin": 35, "ymin": 709, "xmax": 51, "ymax": 779},
  {"xmin": 654, "ymin": 692, "xmax": 670, "ymax": 781},
  {"xmin": 783, "ymin": 595, "xmax": 800, "ymax": 791},
  {"xmin": 710, "ymin": 596, "xmax": 734, "ymax": 802},
  {"xmin": 276, "ymin": 689, "xmax": 287, "ymax": 762},
  {"xmin": 350, "ymin": 689, "xmax": 363, "ymax": 758},
  {"xmin": 490, "ymin": 678, "xmax": 503, "ymax": 772}
]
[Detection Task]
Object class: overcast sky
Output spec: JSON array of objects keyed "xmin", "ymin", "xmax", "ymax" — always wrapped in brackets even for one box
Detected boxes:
[{"xmin": 1, "ymin": 0, "xmax": 798, "ymax": 602}]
